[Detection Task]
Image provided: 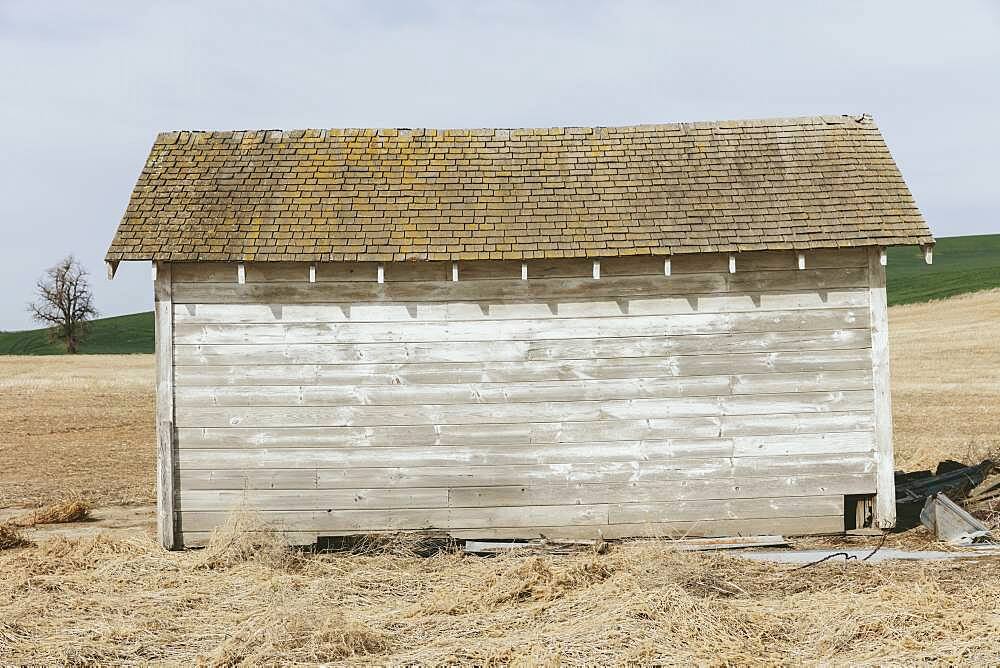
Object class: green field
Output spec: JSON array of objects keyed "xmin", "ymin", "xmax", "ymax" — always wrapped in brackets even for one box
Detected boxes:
[
  {"xmin": 886, "ymin": 233, "xmax": 1000, "ymax": 306},
  {"xmin": 1, "ymin": 234, "xmax": 997, "ymax": 354},
  {"xmin": 0, "ymin": 312, "xmax": 153, "ymax": 355}
]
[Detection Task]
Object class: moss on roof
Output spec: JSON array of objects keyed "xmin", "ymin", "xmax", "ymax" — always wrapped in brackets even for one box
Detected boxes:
[{"xmin": 106, "ymin": 114, "xmax": 932, "ymax": 262}]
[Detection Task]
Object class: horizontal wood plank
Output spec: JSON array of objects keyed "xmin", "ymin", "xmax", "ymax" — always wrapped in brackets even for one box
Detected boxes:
[
  {"xmin": 174, "ymin": 352, "xmax": 872, "ymax": 387},
  {"xmin": 174, "ymin": 330, "xmax": 872, "ymax": 366},
  {"xmin": 178, "ymin": 474, "xmax": 873, "ymax": 512},
  {"xmin": 180, "ymin": 488, "xmax": 449, "ymax": 511},
  {"xmin": 173, "ymin": 370, "xmax": 875, "ymax": 409},
  {"xmin": 173, "ymin": 289, "xmax": 870, "ymax": 325},
  {"xmin": 175, "ymin": 418, "xmax": 727, "ymax": 448},
  {"xmin": 175, "ymin": 410, "xmax": 872, "ymax": 448},
  {"xmin": 177, "ymin": 452, "xmax": 877, "ymax": 480},
  {"xmin": 171, "ymin": 267, "xmax": 868, "ymax": 304},
  {"xmin": 443, "ymin": 515, "xmax": 846, "ymax": 540},
  {"xmin": 182, "ymin": 515, "xmax": 844, "ymax": 547},
  {"xmin": 178, "ymin": 495, "xmax": 844, "ymax": 532},
  {"xmin": 609, "ymin": 495, "xmax": 844, "ymax": 524},
  {"xmin": 447, "ymin": 474, "xmax": 873, "ymax": 508},
  {"xmin": 175, "ymin": 392, "xmax": 874, "ymax": 428},
  {"xmin": 172, "ymin": 308, "xmax": 869, "ymax": 345},
  {"xmin": 175, "ymin": 431, "xmax": 874, "ymax": 463},
  {"xmin": 178, "ymin": 514, "xmax": 846, "ymax": 545}
]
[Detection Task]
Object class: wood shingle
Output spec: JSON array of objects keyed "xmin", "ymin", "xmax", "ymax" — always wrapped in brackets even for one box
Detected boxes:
[{"xmin": 106, "ymin": 114, "xmax": 932, "ymax": 262}]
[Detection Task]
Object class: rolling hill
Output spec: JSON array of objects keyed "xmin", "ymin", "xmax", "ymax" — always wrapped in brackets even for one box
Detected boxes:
[
  {"xmin": 0, "ymin": 312, "xmax": 153, "ymax": 355},
  {"xmin": 886, "ymin": 233, "xmax": 1000, "ymax": 305},
  {"xmin": 1, "ymin": 234, "xmax": 997, "ymax": 354}
]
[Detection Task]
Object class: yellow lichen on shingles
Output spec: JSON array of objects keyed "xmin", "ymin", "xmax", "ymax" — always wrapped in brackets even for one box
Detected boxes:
[{"xmin": 104, "ymin": 116, "xmax": 933, "ymax": 263}]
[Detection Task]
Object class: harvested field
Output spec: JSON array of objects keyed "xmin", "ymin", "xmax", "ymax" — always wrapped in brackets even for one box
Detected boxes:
[
  {"xmin": 0, "ymin": 291, "xmax": 998, "ymax": 665},
  {"xmin": 0, "ymin": 354, "xmax": 153, "ymax": 507},
  {"xmin": 888, "ymin": 289, "xmax": 1000, "ymax": 470}
]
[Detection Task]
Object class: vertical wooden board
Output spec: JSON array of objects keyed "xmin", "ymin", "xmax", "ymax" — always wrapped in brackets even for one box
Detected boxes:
[
  {"xmin": 869, "ymin": 248, "xmax": 896, "ymax": 527},
  {"xmin": 154, "ymin": 262, "xmax": 179, "ymax": 550}
]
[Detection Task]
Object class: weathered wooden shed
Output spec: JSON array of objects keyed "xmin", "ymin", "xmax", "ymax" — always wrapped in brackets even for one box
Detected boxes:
[{"xmin": 106, "ymin": 115, "xmax": 934, "ymax": 549}]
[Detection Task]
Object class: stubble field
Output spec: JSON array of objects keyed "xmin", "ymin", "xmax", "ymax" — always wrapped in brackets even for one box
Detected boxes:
[{"xmin": 0, "ymin": 290, "xmax": 998, "ymax": 665}]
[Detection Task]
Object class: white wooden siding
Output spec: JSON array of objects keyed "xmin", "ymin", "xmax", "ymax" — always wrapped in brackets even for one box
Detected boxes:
[{"xmin": 168, "ymin": 249, "xmax": 882, "ymax": 543}]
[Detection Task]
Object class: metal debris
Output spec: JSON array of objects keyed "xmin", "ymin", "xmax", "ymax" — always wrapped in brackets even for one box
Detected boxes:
[
  {"xmin": 896, "ymin": 460, "xmax": 995, "ymax": 505},
  {"xmin": 737, "ymin": 548, "xmax": 1000, "ymax": 564},
  {"xmin": 920, "ymin": 492, "xmax": 992, "ymax": 546},
  {"xmin": 661, "ymin": 535, "xmax": 789, "ymax": 551},
  {"xmin": 463, "ymin": 539, "xmax": 599, "ymax": 555},
  {"xmin": 462, "ymin": 535, "xmax": 789, "ymax": 555}
]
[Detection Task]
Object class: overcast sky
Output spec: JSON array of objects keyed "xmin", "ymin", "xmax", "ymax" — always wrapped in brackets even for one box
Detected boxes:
[{"xmin": 1, "ymin": 1, "xmax": 997, "ymax": 330}]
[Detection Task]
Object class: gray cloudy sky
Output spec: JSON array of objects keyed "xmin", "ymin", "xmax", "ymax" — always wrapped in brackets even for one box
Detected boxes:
[{"xmin": 1, "ymin": 0, "xmax": 998, "ymax": 330}]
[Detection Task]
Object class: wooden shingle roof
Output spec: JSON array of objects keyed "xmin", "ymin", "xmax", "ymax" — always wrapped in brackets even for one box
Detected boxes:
[{"xmin": 106, "ymin": 114, "xmax": 932, "ymax": 263}]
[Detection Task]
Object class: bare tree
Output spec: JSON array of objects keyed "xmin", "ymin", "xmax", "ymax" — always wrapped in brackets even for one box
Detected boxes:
[{"xmin": 29, "ymin": 256, "xmax": 98, "ymax": 353}]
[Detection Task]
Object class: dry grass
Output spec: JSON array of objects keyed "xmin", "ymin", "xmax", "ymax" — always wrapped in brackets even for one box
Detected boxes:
[
  {"xmin": 9, "ymin": 499, "xmax": 91, "ymax": 527},
  {"xmin": 1, "ymin": 522, "xmax": 999, "ymax": 666},
  {"xmin": 0, "ymin": 524, "xmax": 32, "ymax": 551}
]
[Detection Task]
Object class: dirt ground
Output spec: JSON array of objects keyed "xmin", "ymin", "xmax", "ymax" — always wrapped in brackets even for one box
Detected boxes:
[{"xmin": 1, "ymin": 291, "xmax": 999, "ymax": 665}]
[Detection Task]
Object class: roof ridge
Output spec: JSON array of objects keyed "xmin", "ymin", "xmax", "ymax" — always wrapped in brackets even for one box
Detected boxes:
[{"xmin": 154, "ymin": 114, "xmax": 876, "ymax": 142}]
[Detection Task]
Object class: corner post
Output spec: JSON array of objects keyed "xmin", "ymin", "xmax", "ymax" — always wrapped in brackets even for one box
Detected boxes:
[
  {"xmin": 868, "ymin": 248, "xmax": 896, "ymax": 528},
  {"xmin": 154, "ymin": 262, "xmax": 180, "ymax": 549}
]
